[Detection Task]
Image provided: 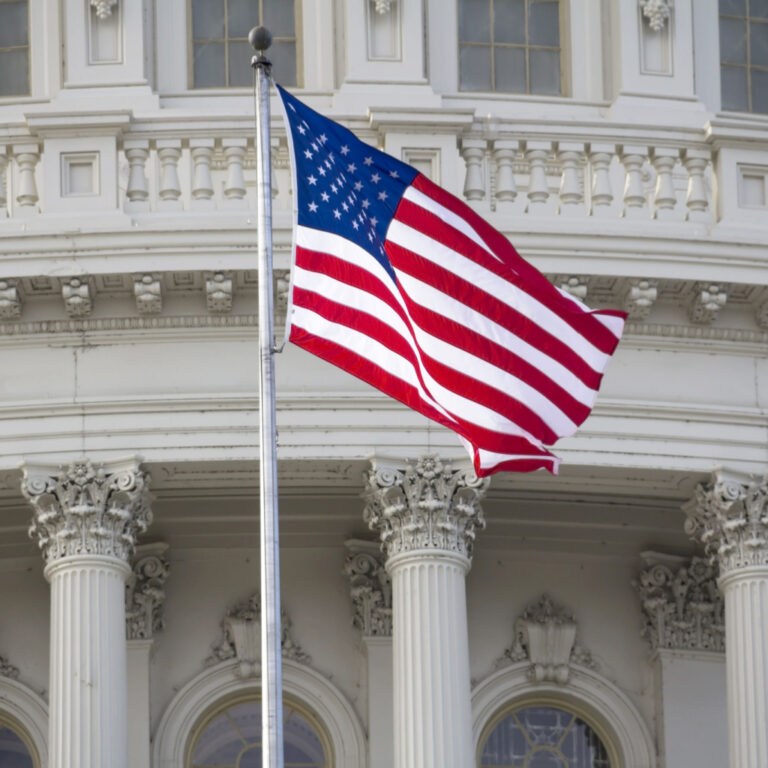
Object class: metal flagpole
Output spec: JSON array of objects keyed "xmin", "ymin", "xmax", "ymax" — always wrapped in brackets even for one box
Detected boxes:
[{"xmin": 250, "ymin": 26, "xmax": 284, "ymax": 768}]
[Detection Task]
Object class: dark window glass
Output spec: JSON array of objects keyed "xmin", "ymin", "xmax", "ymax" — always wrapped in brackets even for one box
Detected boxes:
[
  {"xmin": 458, "ymin": 0, "xmax": 562, "ymax": 95},
  {"xmin": 0, "ymin": 0, "xmax": 29, "ymax": 97},
  {"xmin": 720, "ymin": 0, "xmax": 768, "ymax": 113},
  {"xmin": 0, "ymin": 725, "xmax": 35, "ymax": 768}
]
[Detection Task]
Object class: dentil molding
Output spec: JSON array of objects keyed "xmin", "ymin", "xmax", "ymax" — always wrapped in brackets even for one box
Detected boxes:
[
  {"xmin": 683, "ymin": 469, "xmax": 768, "ymax": 576},
  {"xmin": 495, "ymin": 594, "xmax": 596, "ymax": 684},
  {"xmin": 125, "ymin": 542, "xmax": 170, "ymax": 640},
  {"xmin": 636, "ymin": 552, "xmax": 724, "ymax": 653},
  {"xmin": 363, "ymin": 455, "xmax": 488, "ymax": 562},
  {"xmin": 205, "ymin": 592, "xmax": 310, "ymax": 677},
  {"xmin": 22, "ymin": 458, "xmax": 152, "ymax": 565},
  {"xmin": 343, "ymin": 539, "xmax": 392, "ymax": 637}
]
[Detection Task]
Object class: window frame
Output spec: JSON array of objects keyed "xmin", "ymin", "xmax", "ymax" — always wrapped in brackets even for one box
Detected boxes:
[
  {"xmin": 0, "ymin": 712, "xmax": 41, "ymax": 768},
  {"xmin": 0, "ymin": 0, "xmax": 31, "ymax": 98},
  {"xmin": 457, "ymin": 0, "xmax": 566, "ymax": 96},
  {"xmin": 187, "ymin": 0, "xmax": 300, "ymax": 90},
  {"xmin": 719, "ymin": 0, "xmax": 768, "ymax": 114}
]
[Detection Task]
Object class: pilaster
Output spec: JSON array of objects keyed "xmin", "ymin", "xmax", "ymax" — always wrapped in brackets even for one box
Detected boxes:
[
  {"xmin": 22, "ymin": 457, "xmax": 152, "ymax": 768},
  {"xmin": 684, "ymin": 470, "xmax": 768, "ymax": 768},
  {"xmin": 364, "ymin": 455, "xmax": 487, "ymax": 768}
]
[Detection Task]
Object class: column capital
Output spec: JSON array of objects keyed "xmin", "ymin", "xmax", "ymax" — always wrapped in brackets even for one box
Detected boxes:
[
  {"xmin": 22, "ymin": 457, "xmax": 152, "ymax": 567},
  {"xmin": 363, "ymin": 455, "xmax": 488, "ymax": 564},
  {"xmin": 683, "ymin": 469, "xmax": 768, "ymax": 577}
]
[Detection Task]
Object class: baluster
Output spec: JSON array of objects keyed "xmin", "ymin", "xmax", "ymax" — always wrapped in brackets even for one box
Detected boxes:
[
  {"xmin": 190, "ymin": 138, "xmax": 215, "ymax": 209},
  {"xmin": 525, "ymin": 141, "xmax": 552, "ymax": 213},
  {"xmin": 461, "ymin": 138, "xmax": 486, "ymax": 202},
  {"xmin": 493, "ymin": 139, "xmax": 518, "ymax": 211},
  {"xmin": 588, "ymin": 143, "xmax": 615, "ymax": 216},
  {"xmin": 557, "ymin": 142, "xmax": 585, "ymax": 216},
  {"xmin": 223, "ymin": 138, "xmax": 248, "ymax": 208},
  {"xmin": 156, "ymin": 139, "xmax": 183, "ymax": 210},
  {"xmin": 651, "ymin": 147, "xmax": 679, "ymax": 220},
  {"xmin": 620, "ymin": 145, "xmax": 649, "ymax": 219},
  {"xmin": 683, "ymin": 148, "xmax": 711, "ymax": 222},
  {"xmin": 13, "ymin": 143, "xmax": 40, "ymax": 215},
  {"xmin": 0, "ymin": 147, "xmax": 8, "ymax": 218},
  {"xmin": 123, "ymin": 139, "xmax": 150, "ymax": 212}
]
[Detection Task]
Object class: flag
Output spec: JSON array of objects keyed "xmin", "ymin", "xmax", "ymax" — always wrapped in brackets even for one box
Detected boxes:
[{"xmin": 276, "ymin": 85, "xmax": 626, "ymax": 477}]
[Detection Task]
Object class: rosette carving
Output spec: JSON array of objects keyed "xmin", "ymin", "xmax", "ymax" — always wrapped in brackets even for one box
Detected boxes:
[
  {"xmin": 23, "ymin": 459, "xmax": 152, "ymax": 564},
  {"xmin": 344, "ymin": 543, "xmax": 392, "ymax": 636},
  {"xmin": 125, "ymin": 542, "xmax": 170, "ymax": 640},
  {"xmin": 363, "ymin": 456, "xmax": 488, "ymax": 561},
  {"xmin": 683, "ymin": 471, "xmax": 768, "ymax": 576},
  {"xmin": 637, "ymin": 555, "xmax": 724, "ymax": 652}
]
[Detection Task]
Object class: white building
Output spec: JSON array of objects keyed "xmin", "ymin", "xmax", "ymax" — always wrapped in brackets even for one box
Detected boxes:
[{"xmin": 0, "ymin": 1, "xmax": 767, "ymax": 767}]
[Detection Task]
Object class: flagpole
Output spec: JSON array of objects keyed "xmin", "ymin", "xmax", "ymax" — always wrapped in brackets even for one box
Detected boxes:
[{"xmin": 250, "ymin": 26, "xmax": 284, "ymax": 768}]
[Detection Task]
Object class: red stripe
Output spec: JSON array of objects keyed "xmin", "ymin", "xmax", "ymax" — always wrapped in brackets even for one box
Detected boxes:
[
  {"xmin": 385, "ymin": 239, "xmax": 604, "ymax": 388},
  {"xmin": 396, "ymin": 191, "xmax": 624, "ymax": 355}
]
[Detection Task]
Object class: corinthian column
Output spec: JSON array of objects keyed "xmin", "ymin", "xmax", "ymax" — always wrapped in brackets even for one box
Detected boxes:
[
  {"xmin": 684, "ymin": 469, "xmax": 768, "ymax": 768},
  {"xmin": 364, "ymin": 456, "xmax": 487, "ymax": 768},
  {"xmin": 22, "ymin": 459, "xmax": 152, "ymax": 768}
]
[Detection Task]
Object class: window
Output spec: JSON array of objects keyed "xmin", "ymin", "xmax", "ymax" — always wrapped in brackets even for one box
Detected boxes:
[
  {"xmin": 191, "ymin": 0, "xmax": 297, "ymax": 88},
  {"xmin": 0, "ymin": 0, "xmax": 29, "ymax": 97},
  {"xmin": 0, "ymin": 717, "xmax": 38, "ymax": 768},
  {"xmin": 720, "ymin": 0, "xmax": 768, "ymax": 113},
  {"xmin": 458, "ymin": 0, "xmax": 561, "ymax": 95},
  {"xmin": 187, "ymin": 694, "xmax": 330, "ymax": 768},
  {"xmin": 479, "ymin": 704, "xmax": 611, "ymax": 767}
]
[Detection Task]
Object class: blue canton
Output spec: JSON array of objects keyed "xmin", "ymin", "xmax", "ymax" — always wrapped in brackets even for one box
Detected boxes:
[{"xmin": 277, "ymin": 85, "xmax": 418, "ymax": 281}]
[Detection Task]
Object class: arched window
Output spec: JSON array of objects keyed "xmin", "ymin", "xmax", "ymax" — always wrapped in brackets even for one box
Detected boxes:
[
  {"xmin": 187, "ymin": 693, "xmax": 331, "ymax": 768},
  {"xmin": 0, "ymin": 715, "xmax": 39, "ymax": 768},
  {"xmin": 478, "ymin": 703, "xmax": 612, "ymax": 767}
]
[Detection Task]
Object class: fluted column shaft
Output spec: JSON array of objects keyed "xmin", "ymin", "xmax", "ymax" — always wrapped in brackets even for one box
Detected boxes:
[
  {"xmin": 364, "ymin": 456, "xmax": 487, "ymax": 768},
  {"xmin": 22, "ymin": 459, "xmax": 151, "ymax": 768},
  {"xmin": 685, "ymin": 471, "xmax": 768, "ymax": 768}
]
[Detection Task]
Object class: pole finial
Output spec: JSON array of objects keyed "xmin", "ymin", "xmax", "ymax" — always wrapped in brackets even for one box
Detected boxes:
[{"xmin": 249, "ymin": 26, "xmax": 273, "ymax": 69}]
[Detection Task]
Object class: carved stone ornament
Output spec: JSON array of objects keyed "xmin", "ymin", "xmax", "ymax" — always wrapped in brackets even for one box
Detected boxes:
[
  {"xmin": 344, "ymin": 541, "xmax": 392, "ymax": 637},
  {"xmin": 125, "ymin": 542, "xmax": 170, "ymax": 640},
  {"xmin": 636, "ymin": 553, "xmax": 724, "ymax": 652},
  {"xmin": 684, "ymin": 470, "xmax": 768, "ymax": 577},
  {"xmin": 496, "ymin": 594, "xmax": 596, "ymax": 684},
  {"xmin": 0, "ymin": 279, "xmax": 21, "ymax": 319},
  {"xmin": 622, "ymin": 278, "xmax": 658, "ymax": 321},
  {"xmin": 62, "ymin": 277, "xmax": 93, "ymax": 317},
  {"xmin": 0, "ymin": 655, "xmax": 19, "ymax": 680},
  {"xmin": 206, "ymin": 593, "xmax": 310, "ymax": 677},
  {"xmin": 205, "ymin": 272, "xmax": 233, "ymax": 314},
  {"xmin": 687, "ymin": 283, "xmax": 727, "ymax": 324},
  {"xmin": 22, "ymin": 459, "xmax": 152, "ymax": 565},
  {"xmin": 556, "ymin": 275, "xmax": 588, "ymax": 301},
  {"xmin": 363, "ymin": 456, "xmax": 488, "ymax": 562},
  {"xmin": 374, "ymin": 0, "xmax": 393, "ymax": 14},
  {"xmin": 134, "ymin": 274, "xmax": 163, "ymax": 315},
  {"xmin": 640, "ymin": 0, "xmax": 671, "ymax": 32},
  {"xmin": 91, "ymin": 0, "xmax": 118, "ymax": 20}
]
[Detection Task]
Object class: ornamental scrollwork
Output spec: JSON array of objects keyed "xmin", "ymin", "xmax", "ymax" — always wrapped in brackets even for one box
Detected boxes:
[
  {"xmin": 23, "ymin": 459, "xmax": 152, "ymax": 565},
  {"xmin": 363, "ymin": 455, "xmax": 488, "ymax": 561},
  {"xmin": 636, "ymin": 555, "xmax": 724, "ymax": 652},
  {"xmin": 125, "ymin": 543, "xmax": 170, "ymax": 640},
  {"xmin": 343, "ymin": 543, "xmax": 392, "ymax": 636}
]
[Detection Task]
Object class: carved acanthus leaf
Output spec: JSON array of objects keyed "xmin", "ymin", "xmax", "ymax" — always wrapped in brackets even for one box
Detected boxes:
[
  {"xmin": 206, "ymin": 592, "xmax": 310, "ymax": 677},
  {"xmin": 0, "ymin": 655, "xmax": 19, "ymax": 680},
  {"xmin": 636, "ymin": 553, "xmax": 724, "ymax": 652},
  {"xmin": 495, "ymin": 594, "xmax": 597, "ymax": 684},
  {"xmin": 125, "ymin": 542, "xmax": 170, "ymax": 640},
  {"xmin": 23, "ymin": 459, "xmax": 152, "ymax": 565},
  {"xmin": 363, "ymin": 455, "xmax": 488, "ymax": 561},
  {"xmin": 344, "ymin": 542, "xmax": 392, "ymax": 637}
]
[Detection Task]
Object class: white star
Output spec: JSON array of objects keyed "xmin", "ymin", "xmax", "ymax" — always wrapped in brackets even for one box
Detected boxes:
[
  {"xmin": 362, "ymin": 199, "xmax": 370, "ymax": 209},
  {"xmin": 318, "ymin": 166, "xmax": 327, "ymax": 176},
  {"xmin": 352, "ymin": 220, "xmax": 359, "ymax": 230},
  {"xmin": 302, "ymin": 121, "xmax": 310, "ymax": 130},
  {"xmin": 358, "ymin": 213, "xmax": 364, "ymax": 223},
  {"xmin": 348, "ymin": 163, "xmax": 357, "ymax": 173},
  {"xmin": 337, "ymin": 176, "xmax": 345, "ymax": 188},
  {"xmin": 311, "ymin": 142, "xmax": 319, "ymax": 151},
  {"xmin": 389, "ymin": 170, "xmax": 399, "ymax": 178},
  {"xmin": 328, "ymin": 152, "xmax": 335, "ymax": 163},
  {"xmin": 378, "ymin": 190, "xmax": 388, "ymax": 201},
  {"xmin": 354, "ymin": 181, "xmax": 363, "ymax": 191},
  {"xmin": 288, "ymin": 103, "xmax": 296, "ymax": 112},
  {"xmin": 307, "ymin": 175, "xmax": 317, "ymax": 186},
  {"xmin": 325, "ymin": 159, "xmax": 332, "ymax": 169},
  {"xmin": 331, "ymin": 183, "xmax": 338, "ymax": 194},
  {"xmin": 319, "ymin": 133, "xmax": 328, "ymax": 144},
  {"xmin": 308, "ymin": 201, "xmax": 318, "ymax": 212},
  {"xmin": 371, "ymin": 173, "xmax": 380, "ymax": 183},
  {"xmin": 297, "ymin": 124, "xmax": 306, "ymax": 135},
  {"xmin": 304, "ymin": 149, "xmax": 313, "ymax": 159},
  {"xmin": 370, "ymin": 216, "xmax": 378, "ymax": 226},
  {"xmin": 368, "ymin": 232, "xmax": 374, "ymax": 241},
  {"xmin": 364, "ymin": 156, "xmax": 373, "ymax": 166},
  {"xmin": 342, "ymin": 202, "xmax": 349, "ymax": 212},
  {"xmin": 347, "ymin": 195, "xmax": 354, "ymax": 204},
  {"xmin": 341, "ymin": 145, "xmax": 350, "ymax": 155},
  {"xmin": 333, "ymin": 209, "xmax": 341, "ymax": 219},
  {"xmin": 321, "ymin": 191, "xmax": 330, "ymax": 202}
]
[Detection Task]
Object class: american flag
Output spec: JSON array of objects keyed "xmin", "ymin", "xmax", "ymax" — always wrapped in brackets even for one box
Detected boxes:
[{"xmin": 277, "ymin": 85, "xmax": 626, "ymax": 476}]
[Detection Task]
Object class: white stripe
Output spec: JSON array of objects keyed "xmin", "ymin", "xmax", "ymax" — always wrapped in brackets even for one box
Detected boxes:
[
  {"xmin": 475, "ymin": 446, "xmax": 561, "ymax": 473},
  {"xmin": 386, "ymin": 219, "xmax": 612, "ymax": 372},
  {"xmin": 294, "ymin": 264, "xmax": 576, "ymax": 438},
  {"xmin": 393, "ymin": 269, "xmax": 599, "ymax": 407},
  {"xmin": 556, "ymin": 286, "xmax": 625, "ymax": 339}
]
